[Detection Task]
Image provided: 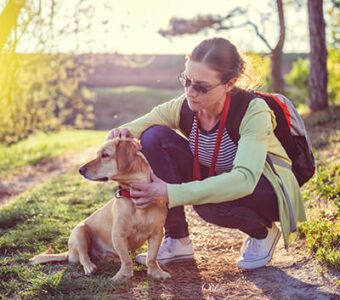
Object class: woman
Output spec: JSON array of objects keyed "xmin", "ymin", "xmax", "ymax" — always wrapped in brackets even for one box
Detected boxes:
[{"xmin": 106, "ymin": 37, "xmax": 306, "ymax": 269}]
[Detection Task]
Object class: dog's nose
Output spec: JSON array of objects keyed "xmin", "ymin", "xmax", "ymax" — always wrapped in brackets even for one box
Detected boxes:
[{"xmin": 78, "ymin": 165, "xmax": 87, "ymax": 176}]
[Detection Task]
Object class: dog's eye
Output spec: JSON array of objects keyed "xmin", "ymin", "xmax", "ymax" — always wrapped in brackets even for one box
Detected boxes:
[{"xmin": 101, "ymin": 153, "xmax": 109, "ymax": 158}]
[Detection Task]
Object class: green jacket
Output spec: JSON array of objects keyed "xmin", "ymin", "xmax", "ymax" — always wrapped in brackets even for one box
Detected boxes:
[{"xmin": 120, "ymin": 94, "xmax": 307, "ymax": 247}]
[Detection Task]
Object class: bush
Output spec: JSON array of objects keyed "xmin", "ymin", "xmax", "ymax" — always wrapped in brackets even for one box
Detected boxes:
[
  {"xmin": 298, "ymin": 219, "xmax": 340, "ymax": 270},
  {"xmin": 285, "ymin": 49, "xmax": 340, "ymax": 106},
  {"xmin": 285, "ymin": 58, "xmax": 309, "ymax": 105},
  {"xmin": 0, "ymin": 52, "xmax": 95, "ymax": 145},
  {"xmin": 328, "ymin": 49, "xmax": 340, "ymax": 105}
]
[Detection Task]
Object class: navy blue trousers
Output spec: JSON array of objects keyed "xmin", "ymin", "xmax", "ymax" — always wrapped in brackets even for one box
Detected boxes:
[{"xmin": 141, "ymin": 125, "xmax": 279, "ymax": 239}]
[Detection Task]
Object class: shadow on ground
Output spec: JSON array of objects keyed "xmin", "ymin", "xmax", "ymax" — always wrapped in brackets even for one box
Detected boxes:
[{"xmin": 245, "ymin": 266, "xmax": 339, "ymax": 300}]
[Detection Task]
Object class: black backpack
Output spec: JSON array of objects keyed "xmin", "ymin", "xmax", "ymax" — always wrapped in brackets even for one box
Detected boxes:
[{"xmin": 179, "ymin": 89, "xmax": 315, "ymax": 186}]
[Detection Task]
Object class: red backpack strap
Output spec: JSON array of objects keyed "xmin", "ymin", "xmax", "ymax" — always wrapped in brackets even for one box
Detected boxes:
[{"xmin": 255, "ymin": 92, "xmax": 291, "ymax": 129}]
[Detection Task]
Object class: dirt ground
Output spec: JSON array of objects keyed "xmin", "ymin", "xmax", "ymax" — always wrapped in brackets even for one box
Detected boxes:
[{"xmin": 0, "ymin": 148, "xmax": 339, "ymax": 299}]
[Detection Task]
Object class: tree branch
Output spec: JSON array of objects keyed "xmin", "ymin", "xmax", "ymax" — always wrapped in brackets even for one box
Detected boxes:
[
  {"xmin": 245, "ymin": 21, "xmax": 273, "ymax": 51},
  {"xmin": 159, "ymin": 7, "xmax": 247, "ymax": 37},
  {"xmin": 158, "ymin": 7, "xmax": 274, "ymax": 52}
]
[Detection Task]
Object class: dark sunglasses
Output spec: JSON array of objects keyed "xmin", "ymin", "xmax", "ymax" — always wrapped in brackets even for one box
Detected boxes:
[{"xmin": 178, "ymin": 73, "xmax": 224, "ymax": 94}]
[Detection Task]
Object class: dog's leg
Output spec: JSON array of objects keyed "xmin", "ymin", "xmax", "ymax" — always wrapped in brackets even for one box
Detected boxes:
[
  {"xmin": 111, "ymin": 235, "xmax": 133, "ymax": 282},
  {"xmin": 68, "ymin": 223, "xmax": 97, "ymax": 275},
  {"xmin": 147, "ymin": 230, "xmax": 171, "ymax": 280}
]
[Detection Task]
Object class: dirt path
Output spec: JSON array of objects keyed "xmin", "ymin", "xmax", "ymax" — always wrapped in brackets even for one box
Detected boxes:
[
  {"xmin": 0, "ymin": 146, "xmax": 97, "ymax": 209},
  {"xmin": 0, "ymin": 148, "xmax": 339, "ymax": 299}
]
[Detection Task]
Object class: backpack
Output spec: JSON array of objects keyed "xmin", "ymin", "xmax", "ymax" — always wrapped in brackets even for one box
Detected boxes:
[{"xmin": 179, "ymin": 89, "xmax": 315, "ymax": 186}]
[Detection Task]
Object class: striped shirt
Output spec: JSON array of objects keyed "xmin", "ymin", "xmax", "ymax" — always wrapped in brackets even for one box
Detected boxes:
[{"xmin": 189, "ymin": 114, "xmax": 238, "ymax": 173}]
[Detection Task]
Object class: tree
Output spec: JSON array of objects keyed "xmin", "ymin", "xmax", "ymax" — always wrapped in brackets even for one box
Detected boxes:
[
  {"xmin": 0, "ymin": 0, "xmax": 26, "ymax": 51},
  {"xmin": 159, "ymin": 0, "xmax": 286, "ymax": 94},
  {"xmin": 270, "ymin": 0, "xmax": 285, "ymax": 94},
  {"xmin": 308, "ymin": 0, "xmax": 328, "ymax": 111}
]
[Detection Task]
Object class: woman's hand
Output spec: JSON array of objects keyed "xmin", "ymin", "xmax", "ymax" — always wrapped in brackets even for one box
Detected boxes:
[
  {"xmin": 105, "ymin": 128, "xmax": 135, "ymax": 141},
  {"xmin": 130, "ymin": 173, "xmax": 169, "ymax": 209}
]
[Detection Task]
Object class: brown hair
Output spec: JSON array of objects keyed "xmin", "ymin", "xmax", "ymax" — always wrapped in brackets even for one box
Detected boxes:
[{"xmin": 187, "ymin": 38, "xmax": 255, "ymax": 90}]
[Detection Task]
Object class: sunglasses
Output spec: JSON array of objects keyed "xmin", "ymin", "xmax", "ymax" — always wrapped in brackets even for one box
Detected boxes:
[{"xmin": 178, "ymin": 73, "xmax": 224, "ymax": 94}]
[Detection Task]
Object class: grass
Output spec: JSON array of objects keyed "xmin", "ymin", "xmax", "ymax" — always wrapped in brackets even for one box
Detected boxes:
[
  {"xmin": 0, "ymin": 130, "xmax": 106, "ymax": 178},
  {"xmin": 0, "ymin": 172, "xmax": 168, "ymax": 299},
  {"xmin": 91, "ymin": 85, "xmax": 180, "ymax": 97},
  {"xmin": 92, "ymin": 85, "xmax": 181, "ymax": 118},
  {"xmin": 297, "ymin": 105, "xmax": 340, "ymax": 270},
  {"xmin": 0, "ymin": 172, "xmax": 151, "ymax": 299},
  {"xmin": 91, "ymin": 86, "xmax": 182, "ymax": 130}
]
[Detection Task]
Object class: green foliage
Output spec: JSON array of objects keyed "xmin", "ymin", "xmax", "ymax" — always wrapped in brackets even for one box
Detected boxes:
[
  {"xmin": 285, "ymin": 58, "xmax": 309, "ymax": 104},
  {"xmin": 0, "ymin": 130, "xmax": 106, "ymax": 178},
  {"xmin": 314, "ymin": 163, "xmax": 340, "ymax": 203},
  {"xmin": 328, "ymin": 49, "xmax": 340, "ymax": 105},
  {"xmin": 298, "ymin": 105, "xmax": 340, "ymax": 270},
  {"xmin": 285, "ymin": 50, "xmax": 340, "ymax": 106},
  {"xmin": 299, "ymin": 159, "xmax": 340, "ymax": 270},
  {"xmin": 0, "ymin": 52, "xmax": 95, "ymax": 145},
  {"xmin": 327, "ymin": 0, "xmax": 340, "ymax": 49},
  {"xmin": 298, "ymin": 220, "xmax": 340, "ymax": 270}
]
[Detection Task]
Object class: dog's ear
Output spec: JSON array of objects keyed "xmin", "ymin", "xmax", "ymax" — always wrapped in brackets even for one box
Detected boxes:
[{"xmin": 115, "ymin": 139, "xmax": 140, "ymax": 173}]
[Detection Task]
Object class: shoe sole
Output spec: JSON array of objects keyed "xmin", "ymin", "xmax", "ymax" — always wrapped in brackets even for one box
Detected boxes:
[
  {"xmin": 158, "ymin": 254, "xmax": 194, "ymax": 266},
  {"xmin": 136, "ymin": 254, "xmax": 194, "ymax": 266},
  {"xmin": 237, "ymin": 227, "xmax": 281, "ymax": 270}
]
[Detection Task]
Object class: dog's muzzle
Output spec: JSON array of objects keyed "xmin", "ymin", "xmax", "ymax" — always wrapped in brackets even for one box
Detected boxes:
[{"xmin": 78, "ymin": 166, "xmax": 109, "ymax": 181}]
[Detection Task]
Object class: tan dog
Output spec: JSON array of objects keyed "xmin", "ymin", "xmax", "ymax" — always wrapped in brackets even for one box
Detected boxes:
[{"xmin": 30, "ymin": 138, "xmax": 170, "ymax": 281}]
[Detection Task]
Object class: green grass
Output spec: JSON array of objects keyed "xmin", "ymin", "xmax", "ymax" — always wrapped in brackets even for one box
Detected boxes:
[
  {"xmin": 0, "ymin": 172, "xmax": 150, "ymax": 299},
  {"xmin": 0, "ymin": 130, "xmax": 106, "ymax": 178},
  {"xmin": 91, "ymin": 86, "xmax": 181, "ymax": 109},
  {"xmin": 91, "ymin": 86, "xmax": 182, "ymax": 130},
  {"xmin": 91, "ymin": 85, "xmax": 180, "ymax": 96},
  {"xmin": 297, "ymin": 105, "xmax": 340, "ymax": 270}
]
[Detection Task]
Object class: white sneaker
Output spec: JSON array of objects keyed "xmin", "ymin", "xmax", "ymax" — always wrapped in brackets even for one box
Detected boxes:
[
  {"xmin": 237, "ymin": 223, "xmax": 281, "ymax": 269},
  {"xmin": 136, "ymin": 237, "xmax": 194, "ymax": 266}
]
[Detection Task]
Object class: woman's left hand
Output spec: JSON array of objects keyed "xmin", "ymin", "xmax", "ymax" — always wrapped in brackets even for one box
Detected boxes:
[{"xmin": 130, "ymin": 173, "xmax": 169, "ymax": 209}]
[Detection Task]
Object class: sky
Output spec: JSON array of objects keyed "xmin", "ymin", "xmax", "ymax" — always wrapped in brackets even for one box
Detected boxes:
[
  {"xmin": 102, "ymin": 0, "xmax": 309, "ymax": 54},
  {"xmin": 11, "ymin": 0, "xmax": 329, "ymax": 54}
]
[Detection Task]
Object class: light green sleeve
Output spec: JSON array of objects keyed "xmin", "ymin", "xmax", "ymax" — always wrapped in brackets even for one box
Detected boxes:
[
  {"xmin": 118, "ymin": 94, "xmax": 186, "ymax": 139},
  {"xmin": 167, "ymin": 98, "xmax": 276, "ymax": 208}
]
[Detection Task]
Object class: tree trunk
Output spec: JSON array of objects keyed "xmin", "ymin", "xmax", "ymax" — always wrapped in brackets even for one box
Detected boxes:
[
  {"xmin": 271, "ymin": 48, "xmax": 285, "ymax": 94},
  {"xmin": 0, "ymin": 0, "xmax": 26, "ymax": 51},
  {"xmin": 308, "ymin": 0, "xmax": 328, "ymax": 111},
  {"xmin": 270, "ymin": 0, "xmax": 285, "ymax": 94}
]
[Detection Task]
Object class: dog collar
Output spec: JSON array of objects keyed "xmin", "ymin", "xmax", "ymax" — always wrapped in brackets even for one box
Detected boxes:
[{"xmin": 116, "ymin": 186, "xmax": 132, "ymax": 198}]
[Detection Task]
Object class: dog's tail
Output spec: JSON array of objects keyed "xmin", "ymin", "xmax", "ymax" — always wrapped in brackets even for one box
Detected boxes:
[{"xmin": 29, "ymin": 246, "xmax": 68, "ymax": 265}]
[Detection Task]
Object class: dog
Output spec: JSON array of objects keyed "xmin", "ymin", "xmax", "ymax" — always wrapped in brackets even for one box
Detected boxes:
[{"xmin": 30, "ymin": 138, "xmax": 170, "ymax": 281}]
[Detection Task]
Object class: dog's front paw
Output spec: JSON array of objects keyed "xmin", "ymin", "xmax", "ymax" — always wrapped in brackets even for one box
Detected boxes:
[
  {"xmin": 83, "ymin": 262, "xmax": 97, "ymax": 275},
  {"xmin": 147, "ymin": 267, "xmax": 171, "ymax": 280},
  {"xmin": 111, "ymin": 269, "xmax": 133, "ymax": 282}
]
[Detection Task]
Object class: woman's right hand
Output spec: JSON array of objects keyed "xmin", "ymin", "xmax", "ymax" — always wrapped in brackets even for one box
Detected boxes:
[{"xmin": 105, "ymin": 128, "xmax": 135, "ymax": 141}]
